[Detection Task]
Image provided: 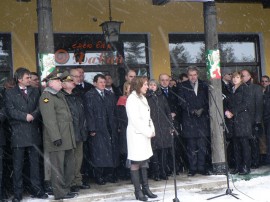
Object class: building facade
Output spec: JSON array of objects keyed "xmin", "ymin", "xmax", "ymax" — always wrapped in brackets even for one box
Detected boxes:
[{"xmin": 0, "ymin": 0, "xmax": 269, "ymax": 85}]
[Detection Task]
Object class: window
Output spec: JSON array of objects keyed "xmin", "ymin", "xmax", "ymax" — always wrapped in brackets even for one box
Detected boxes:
[
  {"xmin": 0, "ymin": 33, "xmax": 12, "ymax": 87},
  {"xmin": 169, "ymin": 34, "xmax": 261, "ymax": 81}
]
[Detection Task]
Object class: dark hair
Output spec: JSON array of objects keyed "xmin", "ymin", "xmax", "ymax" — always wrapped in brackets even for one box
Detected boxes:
[
  {"xmin": 130, "ymin": 76, "xmax": 148, "ymax": 96},
  {"xmin": 14, "ymin": 67, "xmax": 30, "ymax": 83},
  {"xmin": 3, "ymin": 77, "xmax": 16, "ymax": 89},
  {"xmin": 187, "ymin": 66, "xmax": 199, "ymax": 74},
  {"xmin": 261, "ymin": 75, "xmax": 270, "ymax": 81},
  {"xmin": 179, "ymin": 73, "xmax": 188, "ymax": 81},
  {"xmin": 93, "ymin": 74, "xmax": 106, "ymax": 83},
  {"xmin": 125, "ymin": 69, "xmax": 136, "ymax": 76},
  {"xmin": 30, "ymin": 72, "xmax": 38, "ymax": 77},
  {"xmin": 104, "ymin": 74, "xmax": 112, "ymax": 78}
]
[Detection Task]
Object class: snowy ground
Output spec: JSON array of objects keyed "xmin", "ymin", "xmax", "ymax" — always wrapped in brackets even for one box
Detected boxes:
[
  {"xmin": 14, "ymin": 166, "xmax": 270, "ymax": 202},
  {"xmin": 94, "ymin": 177, "xmax": 270, "ymax": 202},
  {"xmin": 94, "ymin": 172, "xmax": 270, "ymax": 202}
]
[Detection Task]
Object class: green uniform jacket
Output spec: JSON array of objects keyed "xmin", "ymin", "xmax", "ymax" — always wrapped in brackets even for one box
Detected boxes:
[{"xmin": 39, "ymin": 87, "xmax": 76, "ymax": 152}]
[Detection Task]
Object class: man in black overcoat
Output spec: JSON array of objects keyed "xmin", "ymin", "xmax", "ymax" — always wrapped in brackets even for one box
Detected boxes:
[
  {"xmin": 70, "ymin": 68, "xmax": 93, "ymax": 186},
  {"xmin": 4, "ymin": 67, "xmax": 47, "ymax": 202},
  {"xmin": 0, "ymin": 89, "xmax": 7, "ymax": 202},
  {"xmin": 159, "ymin": 73, "xmax": 186, "ymax": 174},
  {"xmin": 241, "ymin": 70, "xmax": 263, "ymax": 168},
  {"xmin": 178, "ymin": 66, "xmax": 210, "ymax": 176},
  {"xmin": 84, "ymin": 74, "xmax": 119, "ymax": 185}
]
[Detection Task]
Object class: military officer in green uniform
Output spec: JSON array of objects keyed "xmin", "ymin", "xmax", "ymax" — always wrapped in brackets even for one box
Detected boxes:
[{"xmin": 39, "ymin": 73, "xmax": 77, "ymax": 200}]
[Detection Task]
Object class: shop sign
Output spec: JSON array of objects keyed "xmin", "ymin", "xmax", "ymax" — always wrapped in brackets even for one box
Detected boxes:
[{"xmin": 54, "ymin": 50, "xmax": 124, "ymax": 66}]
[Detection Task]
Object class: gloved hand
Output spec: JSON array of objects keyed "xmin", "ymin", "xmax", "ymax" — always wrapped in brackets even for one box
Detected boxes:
[
  {"xmin": 53, "ymin": 139, "xmax": 62, "ymax": 147},
  {"xmin": 194, "ymin": 108, "xmax": 204, "ymax": 117}
]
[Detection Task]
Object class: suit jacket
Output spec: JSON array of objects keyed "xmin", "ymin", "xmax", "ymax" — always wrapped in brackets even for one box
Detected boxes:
[
  {"xmin": 5, "ymin": 85, "xmax": 41, "ymax": 147},
  {"xmin": 73, "ymin": 81, "xmax": 94, "ymax": 96},
  {"xmin": 178, "ymin": 80, "xmax": 210, "ymax": 138}
]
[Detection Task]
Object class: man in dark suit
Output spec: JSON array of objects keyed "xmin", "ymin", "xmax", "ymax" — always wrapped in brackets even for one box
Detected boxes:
[
  {"xmin": 84, "ymin": 74, "xmax": 119, "ymax": 185},
  {"xmin": 0, "ymin": 90, "xmax": 7, "ymax": 202},
  {"xmin": 72, "ymin": 67, "xmax": 94, "ymax": 95},
  {"xmin": 159, "ymin": 73, "xmax": 186, "ymax": 174},
  {"xmin": 5, "ymin": 67, "xmax": 47, "ymax": 202},
  {"xmin": 178, "ymin": 66, "xmax": 210, "ymax": 176},
  {"xmin": 117, "ymin": 69, "xmax": 136, "ymax": 96},
  {"xmin": 241, "ymin": 69, "xmax": 263, "ymax": 168},
  {"xmin": 221, "ymin": 70, "xmax": 234, "ymax": 168},
  {"xmin": 70, "ymin": 68, "xmax": 93, "ymax": 187},
  {"xmin": 105, "ymin": 74, "xmax": 121, "ymax": 99}
]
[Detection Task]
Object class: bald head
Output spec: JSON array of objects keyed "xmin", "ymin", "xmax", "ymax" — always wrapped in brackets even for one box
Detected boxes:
[
  {"xmin": 70, "ymin": 69, "xmax": 81, "ymax": 85},
  {"xmin": 159, "ymin": 73, "xmax": 170, "ymax": 88},
  {"xmin": 241, "ymin": 69, "xmax": 252, "ymax": 83},
  {"xmin": 125, "ymin": 70, "xmax": 136, "ymax": 82}
]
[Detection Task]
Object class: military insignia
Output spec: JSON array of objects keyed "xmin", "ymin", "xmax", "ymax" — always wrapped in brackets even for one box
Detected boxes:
[{"xmin": 43, "ymin": 98, "xmax": 49, "ymax": 103}]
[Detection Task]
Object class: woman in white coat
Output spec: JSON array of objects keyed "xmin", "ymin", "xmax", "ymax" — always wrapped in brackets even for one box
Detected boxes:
[{"xmin": 126, "ymin": 76, "xmax": 157, "ymax": 201}]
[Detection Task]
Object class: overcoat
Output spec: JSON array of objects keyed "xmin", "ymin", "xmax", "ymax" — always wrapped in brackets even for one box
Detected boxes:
[
  {"xmin": 146, "ymin": 89, "xmax": 172, "ymax": 150},
  {"xmin": 0, "ymin": 91, "xmax": 6, "ymax": 146},
  {"xmin": 246, "ymin": 81, "xmax": 263, "ymax": 125},
  {"xmin": 227, "ymin": 84, "xmax": 253, "ymax": 138},
  {"xmin": 177, "ymin": 80, "xmax": 210, "ymax": 139},
  {"xmin": 126, "ymin": 91, "xmax": 155, "ymax": 161},
  {"xmin": 116, "ymin": 96, "xmax": 128, "ymax": 154},
  {"xmin": 5, "ymin": 85, "xmax": 41, "ymax": 147},
  {"xmin": 84, "ymin": 88, "xmax": 119, "ymax": 167},
  {"xmin": 39, "ymin": 87, "xmax": 76, "ymax": 152},
  {"xmin": 62, "ymin": 90, "xmax": 87, "ymax": 142}
]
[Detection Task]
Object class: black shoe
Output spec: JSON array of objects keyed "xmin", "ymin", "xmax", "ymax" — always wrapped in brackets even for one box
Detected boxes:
[
  {"xmin": 187, "ymin": 171, "xmax": 196, "ymax": 176},
  {"xmin": 32, "ymin": 192, "xmax": 48, "ymax": 199},
  {"xmin": 44, "ymin": 181, "xmax": 53, "ymax": 195},
  {"xmin": 70, "ymin": 186, "xmax": 80, "ymax": 192},
  {"xmin": 239, "ymin": 168, "xmax": 250, "ymax": 175},
  {"xmin": 55, "ymin": 192, "xmax": 78, "ymax": 200},
  {"xmin": 160, "ymin": 174, "xmax": 168, "ymax": 180},
  {"xmin": 198, "ymin": 170, "xmax": 211, "ymax": 176},
  {"xmin": 12, "ymin": 198, "xmax": 20, "ymax": 202},
  {"xmin": 95, "ymin": 177, "xmax": 106, "ymax": 185},
  {"xmin": 230, "ymin": 169, "xmax": 239, "ymax": 175},
  {"xmin": 153, "ymin": 175, "xmax": 161, "ymax": 181},
  {"xmin": 80, "ymin": 183, "xmax": 90, "ymax": 189}
]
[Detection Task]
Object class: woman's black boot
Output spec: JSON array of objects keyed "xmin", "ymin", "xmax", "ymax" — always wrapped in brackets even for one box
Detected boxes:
[
  {"xmin": 140, "ymin": 168, "xmax": 157, "ymax": 198},
  {"xmin": 130, "ymin": 170, "xmax": 148, "ymax": 201}
]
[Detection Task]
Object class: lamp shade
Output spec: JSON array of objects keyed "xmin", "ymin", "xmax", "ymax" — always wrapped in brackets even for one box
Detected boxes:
[{"xmin": 100, "ymin": 21, "xmax": 122, "ymax": 43}]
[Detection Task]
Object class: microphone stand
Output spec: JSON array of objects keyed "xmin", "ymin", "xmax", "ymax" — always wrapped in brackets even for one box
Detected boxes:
[
  {"xmin": 206, "ymin": 85, "xmax": 239, "ymax": 200},
  {"xmin": 149, "ymin": 91, "xmax": 180, "ymax": 202}
]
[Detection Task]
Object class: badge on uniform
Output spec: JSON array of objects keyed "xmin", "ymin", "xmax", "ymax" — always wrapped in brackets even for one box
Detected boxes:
[{"xmin": 43, "ymin": 98, "xmax": 49, "ymax": 103}]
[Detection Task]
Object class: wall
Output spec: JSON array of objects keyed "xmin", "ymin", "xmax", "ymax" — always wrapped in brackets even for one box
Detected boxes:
[{"xmin": 0, "ymin": 0, "xmax": 269, "ymax": 77}]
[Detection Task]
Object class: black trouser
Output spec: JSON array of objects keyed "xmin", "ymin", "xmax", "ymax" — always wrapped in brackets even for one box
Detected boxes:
[
  {"xmin": 12, "ymin": 146, "xmax": 42, "ymax": 198},
  {"xmin": 0, "ymin": 147, "xmax": 3, "ymax": 199},
  {"xmin": 250, "ymin": 126, "xmax": 260, "ymax": 167},
  {"xmin": 81, "ymin": 139, "xmax": 92, "ymax": 183},
  {"xmin": 186, "ymin": 137, "xmax": 207, "ymax": 172},
  {"xmin": 264, "ymin": 121, "xmax": 270, "ymax": 161},
  {"xmin": 233, "ymin": 137, "xmax": 251, "ymax": 170},
  {"xmin": 151, "ymin": 148, "xmax": 168, "ymax": 177}
]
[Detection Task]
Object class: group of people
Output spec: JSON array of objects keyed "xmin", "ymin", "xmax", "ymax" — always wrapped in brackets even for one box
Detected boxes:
[{"xmin": 0, "ymin": 65, "xmax": 270, "ymax": 202}]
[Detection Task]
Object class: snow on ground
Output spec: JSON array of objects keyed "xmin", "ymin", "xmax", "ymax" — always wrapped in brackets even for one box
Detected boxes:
[{"xmin": 95, "ymin": 175, "xmax": 270, "ymax": 202}]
